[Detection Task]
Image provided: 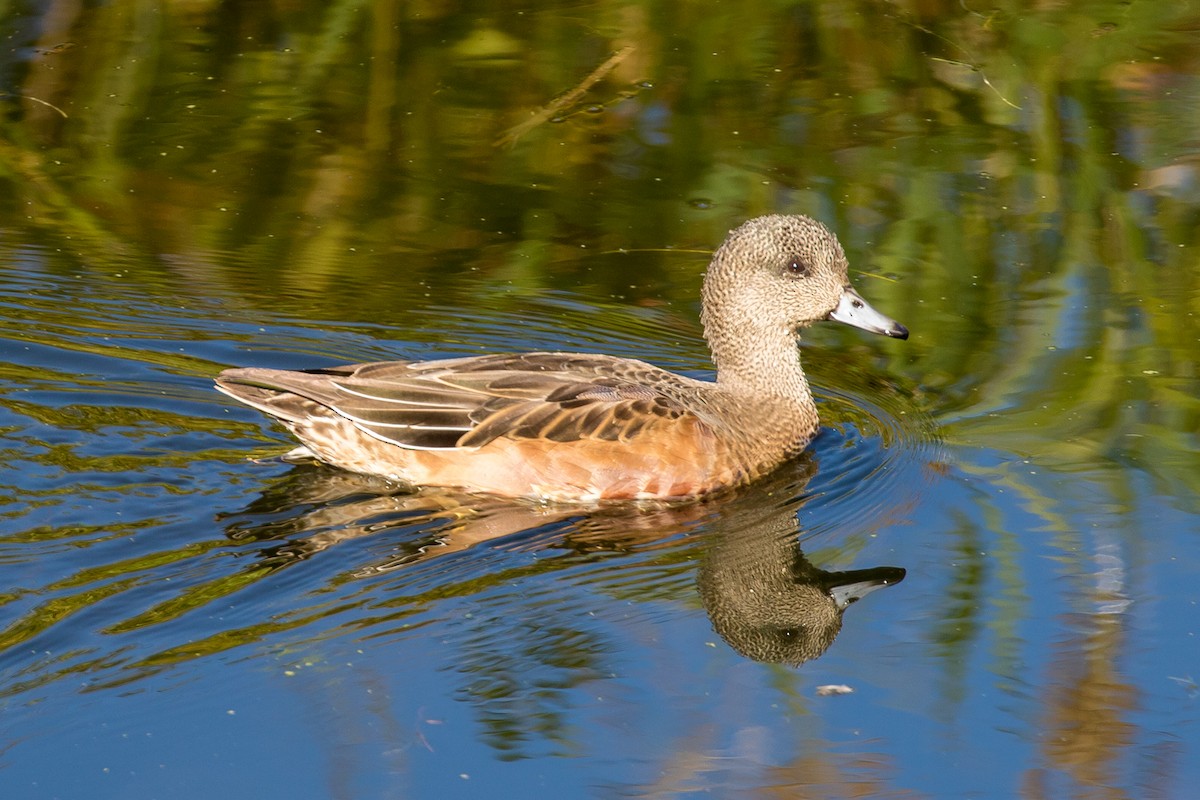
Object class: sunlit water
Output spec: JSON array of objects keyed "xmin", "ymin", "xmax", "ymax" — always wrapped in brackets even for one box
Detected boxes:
[
  {"xmin": 0, "ymin": 243, "xmax": 928, "ymax": 790},
  {"xmin": 3, "ymin": 234, "xmax": 1195, "ymax": 799},
  {"xmin": 3, "ymin": 1, "xmax": 1200, "ymax": 797}
]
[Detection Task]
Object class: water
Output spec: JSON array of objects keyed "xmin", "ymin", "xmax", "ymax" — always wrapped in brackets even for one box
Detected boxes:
[{"xmin": 1, "ymin": 1, "xmax": 1198, "ymax": 798}]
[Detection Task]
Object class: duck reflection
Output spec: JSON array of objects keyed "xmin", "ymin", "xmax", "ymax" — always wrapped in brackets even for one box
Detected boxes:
[
  {"xmin": 697, "ymin": 503, "xmax": 904, "ymax": 665},
  {"xmin": 219, "ymin": 459, "xmax": 905, "ymax": 665}
]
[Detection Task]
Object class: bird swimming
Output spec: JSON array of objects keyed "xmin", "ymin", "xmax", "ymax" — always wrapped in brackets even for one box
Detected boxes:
[{"xmin": 216, "ymin": 214, "xmax": 908, "ymax": 502}]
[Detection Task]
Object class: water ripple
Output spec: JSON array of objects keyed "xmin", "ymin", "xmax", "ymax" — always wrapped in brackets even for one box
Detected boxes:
[{"xmin": 0, "ymin": 252, "xmax": 932, "ymax": 706}]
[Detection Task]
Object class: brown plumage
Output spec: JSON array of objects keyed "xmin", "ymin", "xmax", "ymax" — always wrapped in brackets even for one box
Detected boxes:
[{"xmin": 216, "ymin": 215, "xmax": 908, "ymax": 501}]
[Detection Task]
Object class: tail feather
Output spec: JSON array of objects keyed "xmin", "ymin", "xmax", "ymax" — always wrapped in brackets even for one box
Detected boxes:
[{"xmin": 216, "ymin": 369, "xmax": 327, "ymax": 425}]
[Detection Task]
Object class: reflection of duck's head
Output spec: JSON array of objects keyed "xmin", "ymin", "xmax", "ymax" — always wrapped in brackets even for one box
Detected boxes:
[{"xmin": 697, "ymin": 505, "xmax": 904, "ymax": 666}]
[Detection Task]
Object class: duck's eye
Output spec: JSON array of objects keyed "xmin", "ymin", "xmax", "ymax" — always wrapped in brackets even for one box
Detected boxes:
[{"xmin": 784, "ymin": 257, "xmax": 809, "ymax": 278}]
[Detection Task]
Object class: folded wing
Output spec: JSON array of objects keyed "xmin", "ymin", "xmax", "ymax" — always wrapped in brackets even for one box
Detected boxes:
[{"xmin": 216, "ymin": 353, "xmax": 707, "ymax": 451}]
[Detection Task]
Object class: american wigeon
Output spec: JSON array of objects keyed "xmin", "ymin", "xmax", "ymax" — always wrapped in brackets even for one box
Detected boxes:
[{"xmin": 216, "ymin": 214, "xmax": 908, "ymax": 501}]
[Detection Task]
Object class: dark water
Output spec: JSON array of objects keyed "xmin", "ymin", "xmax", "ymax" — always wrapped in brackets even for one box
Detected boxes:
[{"xmin": 2, "ymin": 2, "xmax": 1198, "ymax": 798}]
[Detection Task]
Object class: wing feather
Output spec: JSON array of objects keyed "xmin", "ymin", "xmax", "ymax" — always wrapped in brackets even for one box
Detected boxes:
[{"xmin": 217, "ymin": 352, "xmax": 710, "ymax": 452}]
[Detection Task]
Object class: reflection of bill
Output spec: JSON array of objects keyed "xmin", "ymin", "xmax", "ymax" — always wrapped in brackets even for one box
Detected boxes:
[{"xmin": 220, "ymin": 459, "xmax": 904, "ymax": 667}]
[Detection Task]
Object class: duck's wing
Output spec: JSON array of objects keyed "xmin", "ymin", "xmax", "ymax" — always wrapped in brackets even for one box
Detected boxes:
[{"xmin": 216, "ymin": 353, "xmax": 711, "ymax": 451}]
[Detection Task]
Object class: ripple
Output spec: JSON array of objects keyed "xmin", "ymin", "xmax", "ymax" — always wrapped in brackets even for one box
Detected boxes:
[
  {"xmin": 802, "ymin": 379, "xmax": 943, "ymax": 540},
  {"xmin": 0, "ymin": 250, "xmax": 933, "ymax": 705}
]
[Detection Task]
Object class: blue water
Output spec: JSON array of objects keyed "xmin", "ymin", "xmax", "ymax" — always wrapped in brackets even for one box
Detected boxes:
[
  {"xmin": 2, "ymin": 240, "xmax": 1195, "ymax": 798},
  {"xmin": 3, "ymin": 0, "xmax": 1200, "ymax": 793}
]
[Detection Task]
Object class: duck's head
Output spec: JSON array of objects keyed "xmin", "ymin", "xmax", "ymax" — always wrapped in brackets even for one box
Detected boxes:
[{"xmin": 702, "ymin": 214, "xmax": 908, "ymax": 343}]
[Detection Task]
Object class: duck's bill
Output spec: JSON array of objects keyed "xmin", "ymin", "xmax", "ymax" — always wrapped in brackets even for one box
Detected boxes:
[
  {"xmin": 825, "ymin": 566, "xmax": 907, "ymax": 609},
  {"xmin": 828, "ymin": 286, "xmax": 909, "ymax": 339}
]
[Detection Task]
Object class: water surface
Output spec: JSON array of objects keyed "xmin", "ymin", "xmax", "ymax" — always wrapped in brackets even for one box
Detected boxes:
[{"xmin": 1, "ymin": 1, "xmax": 1198, "ymax": 798}]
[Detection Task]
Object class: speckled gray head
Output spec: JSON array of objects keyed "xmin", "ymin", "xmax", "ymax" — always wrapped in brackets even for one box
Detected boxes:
[{"xmin": 702, "ymin": 214, "xmax": 908, "ymax": 341}]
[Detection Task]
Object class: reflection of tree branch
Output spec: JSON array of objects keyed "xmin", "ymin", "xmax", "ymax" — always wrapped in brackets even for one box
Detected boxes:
[
  {"xmin": 897, "ymin": 10, "xmax": 1022, "ymax": 110},
  {"xmin": 495, "ymin": 46, "xmax": 634, "ymax": 148},
  {"xmin": 928, "ymin": 57, "xmax": 1021, "ymax": 110},
  {"xmin": 0, "ymin": 93, "xmax": 68, "ymax": 118}
]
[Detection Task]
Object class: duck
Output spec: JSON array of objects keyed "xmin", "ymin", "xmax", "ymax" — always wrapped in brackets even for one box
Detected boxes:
[{"xmin": 216, "ymin": 214, "xmax": 908, "ymax": 502}]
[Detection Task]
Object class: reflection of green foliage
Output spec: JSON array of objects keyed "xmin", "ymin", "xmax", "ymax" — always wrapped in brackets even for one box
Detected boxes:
[
  {"xmin": 0, "ymin": 1, "xmax": 1197, "ymax": 778},
  {"xmin": 929, "ymin": 513, "xmax": 986, "ymax": 711},
  {"xmin": 4, "ymin": 1, "xmax": 1195, "ymax": 462},
  {"xmin": 453, "ymin": 620, "xmax": 611, "ymax": 760}
]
